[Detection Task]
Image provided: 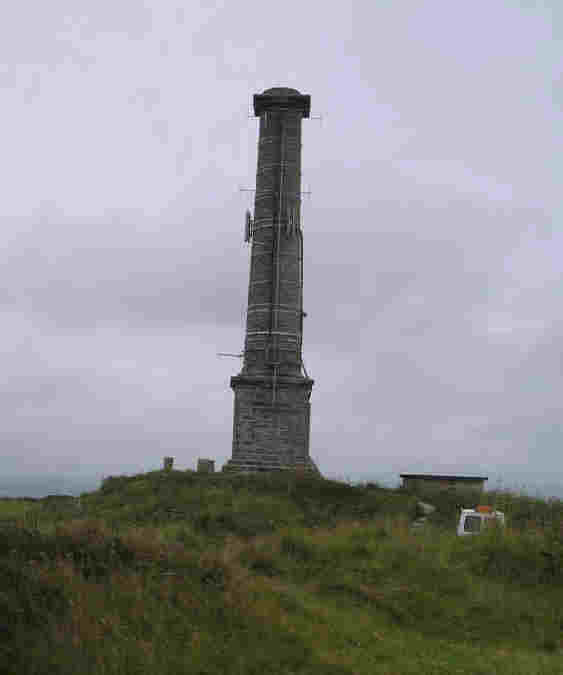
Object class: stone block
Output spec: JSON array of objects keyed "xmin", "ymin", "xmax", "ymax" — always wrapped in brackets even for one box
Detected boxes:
[{"xmin": 197, "ymin": 459, "xmax": 215, "ymax": 473}]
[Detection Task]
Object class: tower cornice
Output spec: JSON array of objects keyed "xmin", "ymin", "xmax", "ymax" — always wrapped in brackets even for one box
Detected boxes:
[{"xmin": 253, "ymin": 90, "xmax": 311, "ymax": 118}]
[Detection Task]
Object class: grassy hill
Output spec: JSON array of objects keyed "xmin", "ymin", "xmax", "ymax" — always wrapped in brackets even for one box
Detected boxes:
[{"xmin": 0, "ymin": 469, "xmax": 562, "ymax": 674}]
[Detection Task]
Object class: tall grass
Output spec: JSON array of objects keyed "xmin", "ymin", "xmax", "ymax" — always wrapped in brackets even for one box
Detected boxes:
[{"xmin": 0, "ymin": 471, "xmax": 561, "ymax": 674}]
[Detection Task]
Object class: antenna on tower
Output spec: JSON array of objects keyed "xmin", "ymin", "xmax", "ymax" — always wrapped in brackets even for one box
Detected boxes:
[
  {"xmin": 244, "ymin": 209, "xmax": 253, "ymax": 242},
  {"xmin": 310, "ymin": 113, "xmax": 324, "ymax": 127},
  {"xmin": 286, "ymin": 205, "xmax": 298, "ymax": 237},
  {"xmin": 299, "ymin": 183, "xmax": 312, "ymax": 232}
]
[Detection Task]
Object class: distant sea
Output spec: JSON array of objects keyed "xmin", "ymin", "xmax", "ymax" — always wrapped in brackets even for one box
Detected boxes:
[{"xmin": 0, "ymin": 476, "xmax": 102, "ymax": 499}]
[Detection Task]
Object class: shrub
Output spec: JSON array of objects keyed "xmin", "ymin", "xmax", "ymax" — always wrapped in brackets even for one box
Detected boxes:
[
  {"xmin": 0, "ymin": 557, "xmax": 68, "ymax": 672},
  {"xmin": 280, "ymin": 534, "xmax": 316, "ymax": 563},
  {"xmin": 239, "ymin": 544, "xmax": 281, "ymax": 577},
  {"xmin": 451, "ymin": 528, "xmax": 563, "ymax": 587}
]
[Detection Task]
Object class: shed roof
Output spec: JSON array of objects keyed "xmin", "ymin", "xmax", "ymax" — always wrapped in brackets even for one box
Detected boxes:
[{"xmin": 400, "ymin": 474, "xmax": 488, "ymax": 481}]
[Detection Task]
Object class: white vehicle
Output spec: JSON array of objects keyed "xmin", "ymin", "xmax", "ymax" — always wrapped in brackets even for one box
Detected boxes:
[{"xmin": 457, "ymin": 505, "xmax": 505, "ymax": 536}]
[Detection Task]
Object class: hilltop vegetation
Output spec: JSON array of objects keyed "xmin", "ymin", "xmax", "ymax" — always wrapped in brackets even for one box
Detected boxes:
[{"xmin": 0, "ymin": 469, "xmax": 562, "ymax": 674}]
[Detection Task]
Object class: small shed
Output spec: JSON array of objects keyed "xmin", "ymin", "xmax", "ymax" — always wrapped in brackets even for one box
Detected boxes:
[{"xmin": 400, "ymin": 473, "xmax": 487, "ymax": 494}]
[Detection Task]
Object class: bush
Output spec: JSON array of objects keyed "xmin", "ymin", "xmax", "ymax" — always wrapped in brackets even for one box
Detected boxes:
[
  {"xmin": 0, "ymin": 557, "xmax": 68, "ymax": 673},
  {"xmin": 451, "ymin": 528, "xmax": 563, "ymax": 587},
  {"xmin": 280, "ymin": 534, "xmax": 316, "ymax": 563},
  {"xmin": 239, "ymin": 545, "xmax": 281, "ymax": 577}
]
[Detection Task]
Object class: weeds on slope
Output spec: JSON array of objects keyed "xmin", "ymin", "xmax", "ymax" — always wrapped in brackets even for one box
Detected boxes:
[{"xmin": 1, "ymin": 473, "xmax": 562, "ymax": 674}]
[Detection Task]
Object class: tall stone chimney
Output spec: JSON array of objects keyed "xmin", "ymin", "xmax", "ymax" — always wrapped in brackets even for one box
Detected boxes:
[{"xmin": 222, "ymin": 87, "xmax": 320, "ymax": 476}]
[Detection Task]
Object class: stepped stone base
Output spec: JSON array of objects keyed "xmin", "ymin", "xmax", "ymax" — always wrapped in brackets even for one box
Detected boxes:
[{"xmin": 222, "ymin": 454, "xmax": 321, "ymax": 476}]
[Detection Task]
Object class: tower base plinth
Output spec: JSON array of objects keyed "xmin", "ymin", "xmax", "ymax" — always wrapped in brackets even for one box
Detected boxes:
[{"xmin": 226, "ymin": 373, "xmax": 319, "ymax": 476}]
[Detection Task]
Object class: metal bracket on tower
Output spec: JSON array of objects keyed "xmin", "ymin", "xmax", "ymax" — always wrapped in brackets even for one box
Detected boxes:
[
  {"xmin": 246, "ymin": 103, "xmax": 324, "ymax": 123},
  {"xmin": 239, "ymin": 186, "xmax": 310, "ymax": 197}
]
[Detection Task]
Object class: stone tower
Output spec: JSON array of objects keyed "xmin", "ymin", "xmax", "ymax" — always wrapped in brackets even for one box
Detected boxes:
[{"xmin": 222, "ymin": 87, "xmax": 320, "ymax": 476}]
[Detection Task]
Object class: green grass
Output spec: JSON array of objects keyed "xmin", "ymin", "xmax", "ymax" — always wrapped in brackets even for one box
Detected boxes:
[
  {"xmin": 0, "ymin": 470, "xmax": 562, "ymax": 674},
  {"xmin": 0, "ymin": 498, "xmax": 40, "ymax": 524}
]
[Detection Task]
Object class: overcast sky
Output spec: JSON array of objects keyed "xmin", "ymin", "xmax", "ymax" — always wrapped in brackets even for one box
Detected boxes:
[{"xmin": 1, "ymin": 1, "xmax": 561, "ymax": 497}]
